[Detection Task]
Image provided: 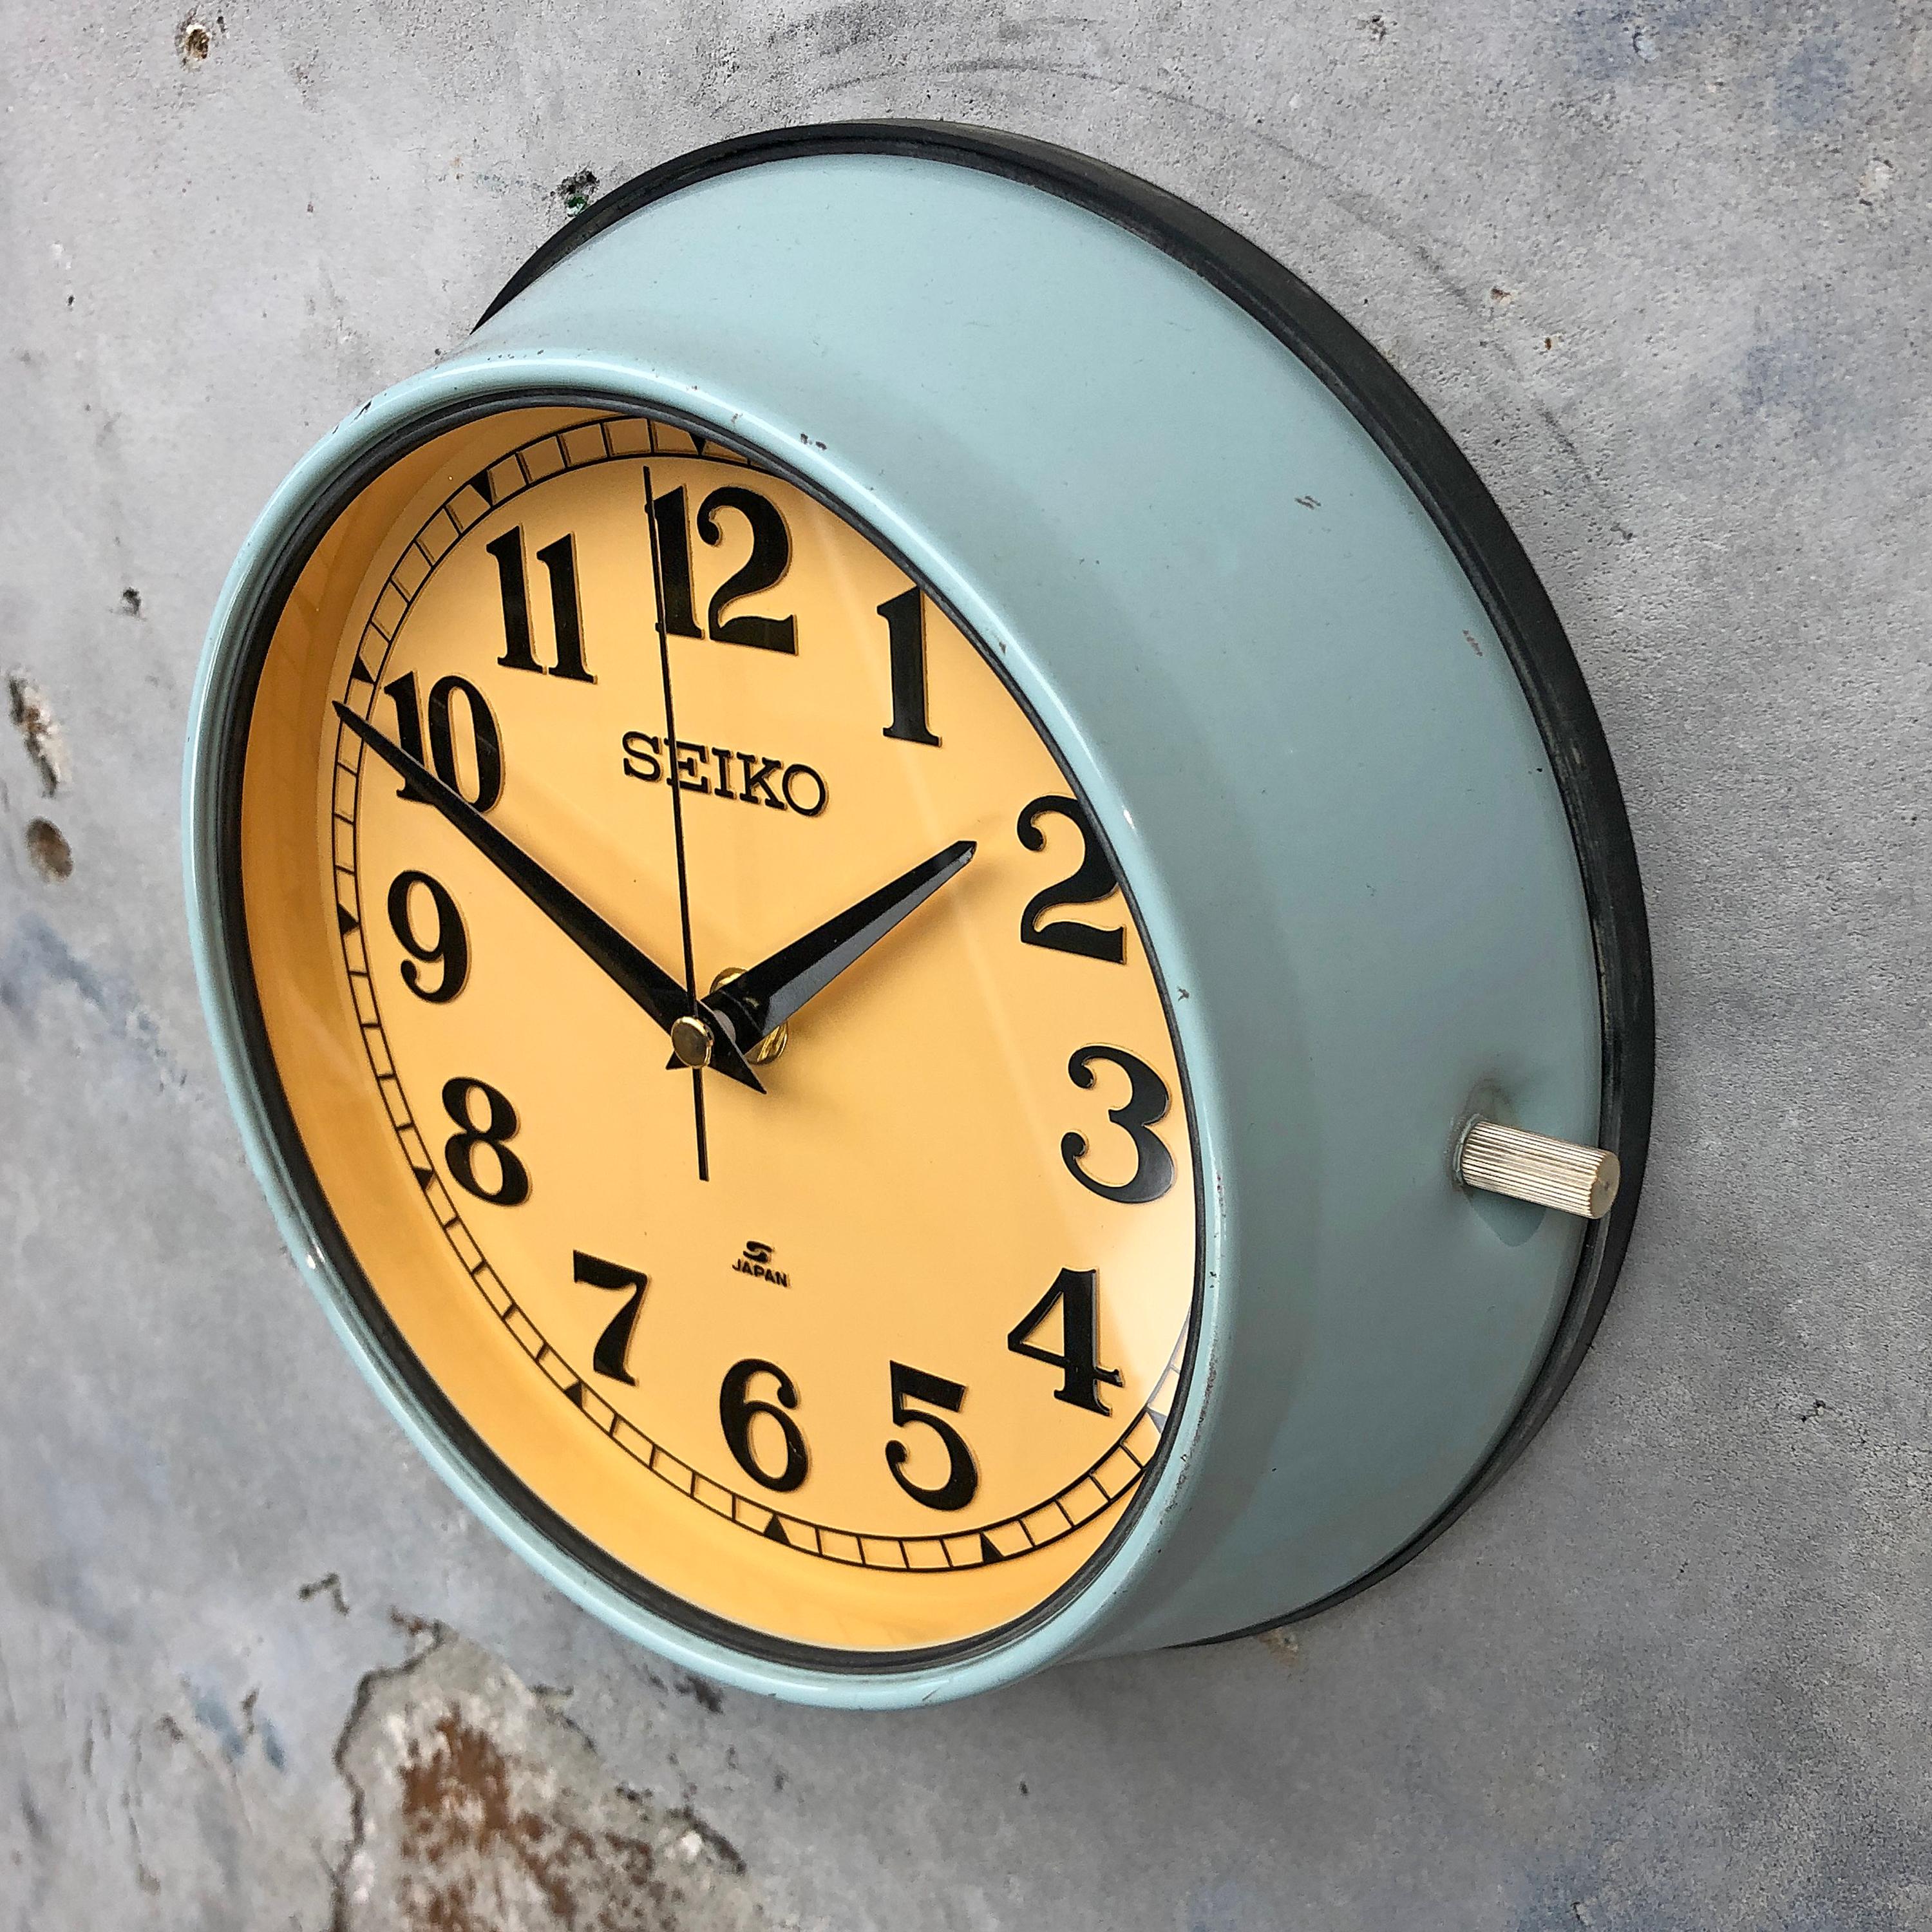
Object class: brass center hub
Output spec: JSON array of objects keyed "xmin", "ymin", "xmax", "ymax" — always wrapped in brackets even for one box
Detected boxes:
[
  {"xmin": 668, "ymin": 1013, "xmax": 714, "ymax": 1068},
  {"xmin": 709, "ymin": 968, "xmax": 788, "ymax": 1065}
]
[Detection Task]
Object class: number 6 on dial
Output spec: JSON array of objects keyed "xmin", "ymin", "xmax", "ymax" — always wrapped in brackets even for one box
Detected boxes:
[{"xmin": 719, "ymin": 1359, "xmax": 809, "ymax": 1493}]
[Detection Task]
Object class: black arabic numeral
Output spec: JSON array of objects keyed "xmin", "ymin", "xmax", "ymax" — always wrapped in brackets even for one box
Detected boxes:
[
  {"xmin": 697, "ymin": 486, "xmax": 796, "ymax": 653},
  {"xmin": 425, "ymin": 676, "xmax": 504, "ymax": 809},
  {"xmin": 573, "ymin": 1251, "xmax": 649, "ymax": 1385},
  {"xmin": 379, "ymin": 670, "xmax": 426, "ymax": 798},
  {"xmin": 1016, "ymin": 795, "xmax": 1126, "ymax": 963},
  {"xmin": 536, "ymin": 534, "xmax": 594, "ymax": 681},
  {"xmin": 884, "ymin": 1363, "xmax": 979, "ymax": 1511},
  {"xmin": 1007, "ymin": 1267, "xmax": 1124, "ymax": 1416},
  {"xmin": 649, "ymin": 484, "xmax": 703, "ymax": 638},
  {"xmin": 488, "ymin": 528, "xmax": 538, "ymax": 673},
  {"xmin": 440, "ymin": 1077, "xmax": 530, "ymax": 1206},
  {"xmin": 386, "ymin": 869, "xmax": 469, "ymax": 1003},
  {"xmin": 719, "ymin": 1358, "xmax": 808, "ymax": 1492},
  {"xmin": 878, "ymin": 585, "xmax": 940, "ymax": 746},
  {"xmin": 383, "ymin": 672, "xmax": 503, "ymax": 810},
  {"xmin": 1061, "ymin": 1046, "xmax": 1175, "ymax": 1204},
  {"xmin": 490, "ymin": 526, "xmax": 594, "ymax": 681}
]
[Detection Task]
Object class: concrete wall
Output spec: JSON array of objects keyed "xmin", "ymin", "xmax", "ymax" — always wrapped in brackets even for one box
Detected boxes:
[{"xmin": 2, "ymin": 3, "xmax": 1926, "ymax": 1926}]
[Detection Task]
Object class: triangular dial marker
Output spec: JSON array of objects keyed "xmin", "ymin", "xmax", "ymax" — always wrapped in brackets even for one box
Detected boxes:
[{"xmin": 978, "ymin": 1534, "xmax": 1004, "ymax": 1566}]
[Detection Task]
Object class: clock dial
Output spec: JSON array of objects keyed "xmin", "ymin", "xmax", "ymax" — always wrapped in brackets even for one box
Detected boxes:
[{"xmin": 237, "ymin": 407, "xmax": 1200, "ymax": 1656}]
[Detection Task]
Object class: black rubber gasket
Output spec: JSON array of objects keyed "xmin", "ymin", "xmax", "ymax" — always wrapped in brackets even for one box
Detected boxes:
[{"xmin": 222, "ymin": 122, "xmax": 1648, "ymax": 1658}]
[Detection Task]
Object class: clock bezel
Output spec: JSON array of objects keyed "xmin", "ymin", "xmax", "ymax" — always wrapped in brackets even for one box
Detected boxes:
[{"xmin": 191, "ymin": 386, "xmax": 1213, "ymax": 1691}]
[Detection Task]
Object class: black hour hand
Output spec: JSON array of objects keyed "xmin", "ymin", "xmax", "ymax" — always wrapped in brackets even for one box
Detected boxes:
[
  {"xmin": 334, "ymin": 702, "xmax": 765, "ymax": 1093},
  {"xmin": 708, "ymin": 839, "xmax": 976, "ymax": 1050}
]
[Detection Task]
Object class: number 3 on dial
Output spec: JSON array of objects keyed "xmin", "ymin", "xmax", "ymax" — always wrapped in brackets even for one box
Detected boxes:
[{"xmin": 1062, "ymin": 1045, "xmax": 1175, "ymax": 1205}]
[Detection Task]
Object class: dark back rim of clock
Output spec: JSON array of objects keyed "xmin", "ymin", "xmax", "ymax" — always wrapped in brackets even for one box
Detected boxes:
[
  {"xmin": 480, "ymin": 119, "xmax": 1656, "ymax": 1640},
  {"xmin": 202, "ymin": 386, "xmax": 1211, "ymax": 1680}
]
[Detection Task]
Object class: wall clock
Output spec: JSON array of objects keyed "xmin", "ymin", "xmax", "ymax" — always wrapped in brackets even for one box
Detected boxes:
[{"xmin": 185, "ymin": 122, "xmax": 1651, "ymax": 1707}]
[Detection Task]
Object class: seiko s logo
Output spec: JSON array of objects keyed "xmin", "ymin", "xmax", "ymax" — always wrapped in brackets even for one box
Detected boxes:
[
  {"xmin": 732, "ymin": 1240, "xmax": 788, "ymax": 1287},
  {"xmin": 730, "ymin": 1236, "xmax": 784, "ymax": 1283}
]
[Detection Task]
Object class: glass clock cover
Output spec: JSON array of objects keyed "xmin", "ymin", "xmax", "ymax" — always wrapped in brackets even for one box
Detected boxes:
[{"xmin": 236, "ymin": 407, "xmax": 1200, "ymax": 1660}]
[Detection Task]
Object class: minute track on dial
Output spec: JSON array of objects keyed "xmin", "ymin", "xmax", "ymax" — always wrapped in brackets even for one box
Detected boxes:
[{"xmin": 333, "ymin": 699, "xmax": 766, "ymax": 1092}]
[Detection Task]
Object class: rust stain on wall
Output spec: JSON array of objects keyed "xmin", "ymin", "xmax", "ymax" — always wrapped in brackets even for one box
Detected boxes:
[
  {"xmin": 331, "ymin": 1627, "xmax": 773, "ymax": 1932},
  {"xmin": 8, "ymin": 672, "xmax": 69, "ymax": 795}
]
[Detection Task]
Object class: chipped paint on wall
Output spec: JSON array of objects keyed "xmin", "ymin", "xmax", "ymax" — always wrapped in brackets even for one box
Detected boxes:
[{"xmin": 331, "ymin": 1627, "xmax": 777, "ymax": 1932}]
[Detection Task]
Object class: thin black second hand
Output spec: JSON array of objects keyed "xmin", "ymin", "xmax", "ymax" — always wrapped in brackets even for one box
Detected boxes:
[{"xmin": 641, "ymin": 463, "xmax": 708, "ymax": 1182}]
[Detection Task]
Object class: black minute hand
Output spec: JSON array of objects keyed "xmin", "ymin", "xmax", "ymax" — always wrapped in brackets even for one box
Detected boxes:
[
  {"xmin": 705, "ymin": 840, "xmax": 976, "ymax": 1050},
  {"xmin": 334, "ymin": 702, "xmax": 765, "ymax": 1093}
]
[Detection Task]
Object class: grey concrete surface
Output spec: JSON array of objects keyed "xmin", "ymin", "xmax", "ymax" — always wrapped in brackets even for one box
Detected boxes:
[{"xmin": 1, "ymin": 2, "xmax": 1927, "ymax": 1926}]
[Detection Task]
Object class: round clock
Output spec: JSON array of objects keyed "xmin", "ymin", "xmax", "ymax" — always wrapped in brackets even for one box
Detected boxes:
[{"xmin": 185, "ymin": 123, "xmax": 1651, "ymax": 1707}]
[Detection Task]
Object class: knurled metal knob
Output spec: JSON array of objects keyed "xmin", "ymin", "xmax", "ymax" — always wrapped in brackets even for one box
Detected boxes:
[{"xmin": 1457, "ymin": 1118, "xmax": 1620, "ymax": 1220}]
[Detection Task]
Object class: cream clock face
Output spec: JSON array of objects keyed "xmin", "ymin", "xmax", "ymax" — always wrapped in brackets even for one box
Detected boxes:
[{"xmin": 237, "ymin": 407, "xmax": 1200, "ymax": 1655}]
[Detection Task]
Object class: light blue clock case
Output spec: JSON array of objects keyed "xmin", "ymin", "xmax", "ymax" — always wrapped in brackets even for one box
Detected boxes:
[{"xmin": 185, "ymin": 123, "xmax": 1651, "ymax": 1707}]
